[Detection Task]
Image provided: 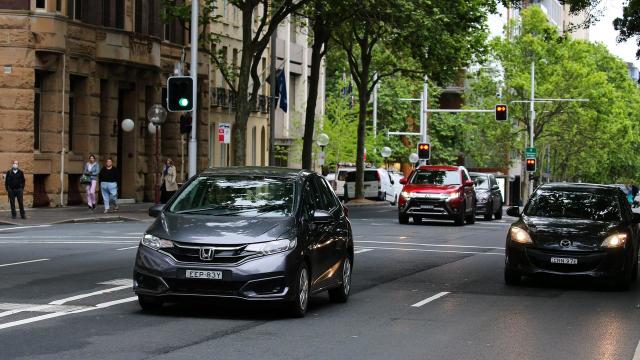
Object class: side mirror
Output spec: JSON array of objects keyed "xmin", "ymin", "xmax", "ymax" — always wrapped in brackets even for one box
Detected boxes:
[
  {"xmin": 492, "ymin": 184, "xmax": 500, "ymax": 190},
  {"xmin": 390, "ymin": 179, "xmax": 395, "ymax": 185},
  {"xmin": 506, "ymin": 206, "xmax": 521, "ymax": 217},
  {"xmin": 464, "ymin": 180, "xmax": 475, "ymax": 187},
  {"xmin": 632, "ymin": 213, "xmax": 640, "ymax": 224},
  {"xmin": 312, "ymin": 209, "xmax": 332, "ymax": 223},
  {"xmin": 399, "ymin": 177, "xmax": 407, "ymax": 185},
  {"xmin": 148, "ymin": 204, "xmax": 164, "ymax": 218}
]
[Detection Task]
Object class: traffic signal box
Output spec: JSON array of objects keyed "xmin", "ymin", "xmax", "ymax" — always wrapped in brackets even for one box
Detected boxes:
[
  {"xmin": 167, "ymin": 76, "xmax": 194, "ymax": 112},
  {"xmin": 417, "ymin": 143, "xmax": 431, "ymax": 160},
  {"xmin": 526, "ymin": 158, "xmax": 536, "ymax": 172},
  {"xmin": 495, "ymin": 104, "xmax": 508, "ymax": 121}
]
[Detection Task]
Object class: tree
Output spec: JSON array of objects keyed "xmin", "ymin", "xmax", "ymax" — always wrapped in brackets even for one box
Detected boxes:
[
  {"xmin": 331, "ymin": 0, "xmax": 494, "ymax": 200},
  {"xmin": 162, "ymin": 0, "xmax": 311, "ymax": 166}
]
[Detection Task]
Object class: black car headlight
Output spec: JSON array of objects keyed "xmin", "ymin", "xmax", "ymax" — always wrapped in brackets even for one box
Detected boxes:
[
  {"xmin": 509, "ymin": 227, "xmax": 532, "ymax": 244},
  {"xmin": 245, "ymin": 238, "xmax": 297, "ymax": 255},
  {"xmin": 601, "ymin": 233, "xmax": 627, "ymax": 248},
  {"xmin": 141, "ymin": 234, "xmax": 174, "ymax": 250}
]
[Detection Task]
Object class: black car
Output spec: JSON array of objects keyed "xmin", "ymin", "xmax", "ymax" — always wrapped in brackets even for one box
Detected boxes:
[
  {"xmin": 504, "ymin": 183, "xmax": 640, "ymax": 289},
  {"xmin": 470, "ymin": 172, "xmax": 503, "ymax": 221},
  {"xmin": 133, "ymin": 167, "xmax": 354, "ymax": 317}
]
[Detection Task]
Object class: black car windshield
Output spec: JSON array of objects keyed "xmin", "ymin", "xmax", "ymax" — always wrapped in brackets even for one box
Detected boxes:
[
  {"xmin": 410, "ymin": 170, "xmax": 460, "ymax": 185},
  {"xmin": 472, "ymin": 176, "xmax": 490, "ymax": 189},
  {"xmin": 525, "ymin": 190, "xmax": 621, "ymax": 221},
  {"xmin": 168, "ymin": 176, "xmax": 295, "ymax": 217}
]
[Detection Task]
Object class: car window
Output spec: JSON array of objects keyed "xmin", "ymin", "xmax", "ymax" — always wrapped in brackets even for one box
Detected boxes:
[
  {"xmin": 345, "ymin": 171, "xmax": 378, "ymax": 182},
  {"xmin": 302, "ymin": 179, "xmax": 317, "ymax": 218},
  {"xmin": 337, "ymin": 170, "xmax": 352, "ymax": 181},
  {"xmin": 409, "ymin": 170, "xmax": 460, "ymax": 185},
  {"xmin": 472, "ymin": 175, "xmax": 490, "ymax": 189},
  {"xmin": 524, "ymin": 190, "xmax": 622, "ymax": 221},
  {"xmin": 313, "ymin": 176, "xmax": 336, "ymax": 211},
  {"xmin": 462, "ymin": 170, "xmax": 470, "ymax": 182}
]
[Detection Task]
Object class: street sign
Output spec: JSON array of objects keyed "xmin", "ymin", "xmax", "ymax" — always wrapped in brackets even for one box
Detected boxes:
[
  {"xmin": 218, "ymin": 123, "xmax": 231, "ymax": 144},
  {"xmin": 525, "ymin": 147, "xmax": 536, "ymax": 159}
]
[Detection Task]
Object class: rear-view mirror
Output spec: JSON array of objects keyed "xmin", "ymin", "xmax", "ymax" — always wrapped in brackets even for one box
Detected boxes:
[
  {"xmin": 506, "ymin": 206, "xmax": 520, "ymax": 217},
  {"xmin": 312, "ymin": 210, "xmax": 332, "ymax": 223},
  {"xmin": 148, "ymin": 204, "xmax": 164, "ymax": 218},
  {"xmin": 399, "ymin": 177, "xmax": 407, "ymax": 185},
  {"xmin": 464, "ymin": 180, "xmax": 474, "ymax": 187}
]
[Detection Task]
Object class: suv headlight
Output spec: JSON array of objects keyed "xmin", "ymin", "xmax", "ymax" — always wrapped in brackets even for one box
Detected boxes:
[
  {"xmin": 510, "ymin": 227, "xmax": 532, "ymax": 244},
  {"xmin": 245, "ymin": 238, "xmax": 297, "ymax": 255},
  {"xmin": 141, "ymin": 234, "xmax": 174, "ymax": 250},
  {"xmin": 400, "ymin": 191, "xmax": 412, "ymax": 199},
  {"xmin": 601, "ymin": 233, "xmax": 627, "ymax": 248}
]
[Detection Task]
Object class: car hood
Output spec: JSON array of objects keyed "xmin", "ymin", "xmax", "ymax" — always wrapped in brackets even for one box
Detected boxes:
[
  {"xmin": 521, "ymin": 216, "xmax": 621, "ymax": 251},
  {"xmin": 147, "ymin": 212, "xmax": 296, "ymax": 245},
  {"xmin": 402, "ymin": 184, "xmax": 460, "ymax": 193}
]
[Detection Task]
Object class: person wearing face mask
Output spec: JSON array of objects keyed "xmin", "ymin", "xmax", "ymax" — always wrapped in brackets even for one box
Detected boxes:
[{"xmin": 5, "ymin": 160, "xmax": 25, "ymax": 219}]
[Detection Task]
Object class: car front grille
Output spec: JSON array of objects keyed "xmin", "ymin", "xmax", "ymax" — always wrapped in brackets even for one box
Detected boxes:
[
  {"xmin": 163, "ymin": 242, "xmax": 258, "ymax": 265},
  {"xmin": 163, "ymin": 278, "xmax": 244, "ymax": 296}
]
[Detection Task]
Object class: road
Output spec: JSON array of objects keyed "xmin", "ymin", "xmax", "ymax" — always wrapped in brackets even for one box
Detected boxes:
[{"xmin": 0, "ymin": 206, "xmax": 639, "ymax": 360}]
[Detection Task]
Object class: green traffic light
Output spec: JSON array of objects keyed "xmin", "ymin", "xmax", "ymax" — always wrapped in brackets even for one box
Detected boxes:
[{"xmin": 179, "ymin": 98, "xmax": 189, "ymax": 107}]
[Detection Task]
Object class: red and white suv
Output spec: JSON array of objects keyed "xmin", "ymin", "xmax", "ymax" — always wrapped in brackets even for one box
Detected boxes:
[{"xmin": 397, "ymin": 165, "xmax": 476, "ymax": 225}]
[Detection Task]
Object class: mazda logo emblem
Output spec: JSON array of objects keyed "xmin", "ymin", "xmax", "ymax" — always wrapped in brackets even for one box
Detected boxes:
[
  {"xmin": 199, "ymin": 247, "xmax": 215, "ymax": 261},
  {"xmin": 560, "ymin": 239, "xmax": 571, "ymax": 248}
]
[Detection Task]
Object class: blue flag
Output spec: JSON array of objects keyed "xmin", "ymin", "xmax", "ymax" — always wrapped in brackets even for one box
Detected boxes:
[{"xmin": 276, "ymin": 70, "xmax": 288, "ymax": 112}]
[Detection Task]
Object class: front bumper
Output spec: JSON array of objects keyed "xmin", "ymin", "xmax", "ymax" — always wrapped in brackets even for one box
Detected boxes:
[
  {"xmin": 399, "ymin": 197, "xmax": 462, "ymax": 219},
  {"xmin": 475, "ymin": 202, "xmax": 490, "ymax": 215},
  {"xmin": 133, "ymin": 245, "xmax": 300, "ymax": 301},
  {"xmin": 505, "ymin": 242, "xmax": 629, "ymax": 278}
]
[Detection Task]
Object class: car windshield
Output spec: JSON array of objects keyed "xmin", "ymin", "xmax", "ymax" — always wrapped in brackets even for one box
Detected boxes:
[
  {"xmin": 524, "ymin": 190, "xmax": 621, "ymax": 221},
  {"xmin": 168, "ymin": 176, "xmax": 295, "ymax": 217},
  {"xmin": 472, "ymin": 176, "xmax": 490, "ymax": 189},
  {"xmin": 337, "ymin": 170, "xmax": 352, "ymax": 181},
  {"xmin": 410, "ymin": 170, "xmax": 460, "ymax": 185}
]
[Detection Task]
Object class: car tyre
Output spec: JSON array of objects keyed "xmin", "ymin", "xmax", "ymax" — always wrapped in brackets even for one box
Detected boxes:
[
  {"xmin": 494, "ymin": 204, "xmax": 503, "ymax": 220},
  {"xmin": 465, "ymin": 206, "xmax": 476, "ymax": 225},
  {"xmin": 504, "ymin": 268, "xmax": 521, "ymax": 286},
  {"xmin": 399, "ymin": 213, "xmax": 409, "ymax": 224},
  {"xmin": 454, "ymin": 206, "xmax": 465, "ymax": 226},
  {"xmin": 328, "ymin": 257, "xmax": 352, "ymax": 303},
  {"xmin": 391, "ymin": 195, "xmax": 397, "ymax": 206},
  {"xmin": 138, "ymin": 295, "xmax": 163, "ymax": 312},
  {"xmin": 289, "ymin": 264, "xmax": 310, "ymax": 317},
  {"xmin": 483, "ymin": 203, "xmax": 493, "ymax": 221}
]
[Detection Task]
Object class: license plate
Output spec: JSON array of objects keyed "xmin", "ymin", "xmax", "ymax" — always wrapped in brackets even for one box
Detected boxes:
[
  {"xmin": 550, "ymin": 257, "xmax": 578, "ymax": 265},
  {"xmin": 421, "ymin": 205, "xmax": 435, "ymax": 209},
  {"xmin": 185, "ymin": 270, "xmax": 223, "ymax": 280}
]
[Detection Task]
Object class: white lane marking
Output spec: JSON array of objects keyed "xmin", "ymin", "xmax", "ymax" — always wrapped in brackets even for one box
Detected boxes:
[
  {"xmin": 0, "ymin": 225, "xmax": 51, "ymax": 232},
  {"xmin": 353, "ymin": 248, "xmax": 374, "ymax": 254},
  {"xmin": 0, "ymin": 297, "xmax": 138, "ymax": 331},
  {"xmin": 355, "ymin": 246, "xmax": 503, "ymax": 256},
  {"xmin": 357, "ymin": 240, "xmax": 504, "ymax": 250},
  {"xmin": 98, "ymin": 279, "xmax": 132, "ymax": 286},
  {"xmin": 633, "ymin": 339, "xmax": 640, "ymax": 360},
  {"xmin": 0, "ymin": 303, "xmax": 90, "ymax": 313},
  {"xmin": 116, "ymin": 246, "xmax": 139, "ymax": 251},
  {"xmin": 411, "ymin": 292, "xmax": 450, "ymax": 308},
  {"xmin": 0, "ymin": 258, "xmax": 49, "ymax": 268}
]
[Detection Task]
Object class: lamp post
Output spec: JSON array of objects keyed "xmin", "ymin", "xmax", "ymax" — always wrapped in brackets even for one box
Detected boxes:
[
  {"xmin": 409, "ymin": 153, "xmax": 419, "ymax": 169},
  {"xmin": 148, "ymin": 105, "xmax": 167, "ymax": 204},
  {"xmin": 316, "ymin": 133, "xmax": 330, "ymax": 174},
  {"xmin": 381, "ymin": 146, "xmax": 392, "ymax": 171}
]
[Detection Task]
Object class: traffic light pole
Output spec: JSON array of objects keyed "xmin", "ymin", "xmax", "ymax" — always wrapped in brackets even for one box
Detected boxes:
[
  {"xmin": 529, "ymin": 61, "xmax": 535, "ymax": 198},
  {"xmin": 188, "ymin": 0, "xmax": 198, "ymax": 178}
]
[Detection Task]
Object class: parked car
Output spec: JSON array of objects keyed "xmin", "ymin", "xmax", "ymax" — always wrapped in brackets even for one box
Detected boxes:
[
  {"xmin": 504, "ymin": 183, "xmax": 639, "ymax": 289},
  {"xmin": 134, "ymin": 167, "xmax": 354, "ymax": 317},
  {"xmin": 344, "ymin": 168, "xmax": 395, "ymax": 202},
  {"xmin": 397, "ymin": 165, "xmax": 476, "ymax": 225},
  {"xmin": 389, "ymin": 171, "xmax": 405, "ymax": 205},
  {"xmin": 470, "ymin": 172, "xmax": 503, "ymax": 221},
  {"xmin": 333, "ymin": 167, "xmax": 355, "ymax": 199}
]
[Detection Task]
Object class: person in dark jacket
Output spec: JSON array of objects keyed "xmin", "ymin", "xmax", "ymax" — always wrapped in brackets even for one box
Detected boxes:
[
  {"xmin": 5, "ymin": 160, "xmax": 25, "ymax": 219},
  {"xmin": 99, "ymin": 158, "xmax": 119, "ymax": 214}
]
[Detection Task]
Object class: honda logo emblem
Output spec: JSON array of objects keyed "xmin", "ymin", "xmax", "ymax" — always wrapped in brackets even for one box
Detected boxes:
[{"xmin": 199, "ymin": 247, "xmax": 215, "ymax": 261}]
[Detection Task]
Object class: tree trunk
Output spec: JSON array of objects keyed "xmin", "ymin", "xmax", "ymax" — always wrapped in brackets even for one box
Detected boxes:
[
  {"xmin": 355, "ymin": 84, "xmax": 368, "ymax": 200},
  {"xmin": 301, "ymin": 22, "xmax": 328, "ymax": 170}
]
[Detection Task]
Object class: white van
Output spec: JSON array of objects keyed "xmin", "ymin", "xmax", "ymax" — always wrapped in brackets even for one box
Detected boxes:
[
  {"xmin": 332, "ymin": 167, "xmax": 355, "ymax": 199},
  {"xmin": 344, "ymin": 168, "xmax": 395, "ymax": 202}
]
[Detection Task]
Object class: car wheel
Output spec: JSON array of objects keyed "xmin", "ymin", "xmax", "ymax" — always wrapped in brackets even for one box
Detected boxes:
[
  {"xmin": 138, "ymin": 295, "xmax": 164, "ymax": 312},
  {"xmin": 399, "ymin": 213, "xmax": 409, "ymax": 224},
  {"xmin": 483, "ymin": 203, "xmax": 493, "ymax": 221},
  {"xmin": 495, "ymin": 204, "xmax": 503, "ymax": 220},
  {"xmin": 465, "ymin": 205, "xmax": 476, "ymax": 225},
  {"xmin": 391, "ymin": 195, "xmax": 397, "ymax": 206},
  {"xmin": 328, "ymin": 256, "xmax": 352, "ymax": 303},
  {"xmin": 289, "ymin": 264, "xmax": 310, "ymax": 317},
  {"xmin": 454, "ymin": 205, "xmax": 465, "ymax": 226},
  {"xmin": 504, "ymin": 268, "xmax": 521, "ymax": 286},
  {"xmin": 413, "ymin": 216, "xmax": 422, "ymax": 224},
  {"xmin": 378, "ymin": 191, "xmax": 385, "ymax": 201}
]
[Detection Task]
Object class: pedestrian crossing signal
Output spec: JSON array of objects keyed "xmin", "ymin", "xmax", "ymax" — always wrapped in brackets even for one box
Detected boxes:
[
  {"xmin": 495, "ymin": 104, "xmax": 508, "ymax": 121},
  {"xmin": 417, "ymin": 143, "xmax": 431, "ymax": 160},
  {"xmin": 526, "ymin": 158, "xmax": 536, "ymax": 172}
]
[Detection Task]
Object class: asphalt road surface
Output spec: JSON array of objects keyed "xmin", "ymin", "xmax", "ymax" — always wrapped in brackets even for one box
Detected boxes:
[{"xmin": 0, "ymin": 206, "xmax": 639, "ymax": 360}]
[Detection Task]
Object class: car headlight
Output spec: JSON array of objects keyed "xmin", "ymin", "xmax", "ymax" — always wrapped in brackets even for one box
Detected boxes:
[
  {"xmin": 141, "ymin": 234, "xmax": 174, "ymax": 250},
  {"xmin": 601, "ymin": 233, "xmax": 627, "ymax": 248},
  {"xmin": 447, "ymin": 192, "xmax": 461, "ymax": 201},
  {"xmin": 510, "ymin": 227, "xmax": 532, "ymax": 244},
  {"xmin": 245, "ymin": 238, "xmax": 297, "ymax": 255},
  {"xmin": 401, "ymin": 191, "xmax": 413, "ymax": 199}
]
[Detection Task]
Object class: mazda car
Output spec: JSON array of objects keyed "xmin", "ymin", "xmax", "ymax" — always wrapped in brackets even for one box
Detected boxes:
[
  {"xmin": 133, "ymin": 167, "xmax": 353, "ymax": 317},
  {"xmin": 504, "ymin": 183, "xmax": 640, "ymax": 289}
]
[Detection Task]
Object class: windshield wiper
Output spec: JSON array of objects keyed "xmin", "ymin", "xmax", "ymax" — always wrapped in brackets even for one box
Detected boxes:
[
  {"xmin": 175, "ymin": 205, "xmax": 242, "ymax": 214},
  {"xmin": 213, "ymin": 204, "xmax": 288, "ymax": 217}
]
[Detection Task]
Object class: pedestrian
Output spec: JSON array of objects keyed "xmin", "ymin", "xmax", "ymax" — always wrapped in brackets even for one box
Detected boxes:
[
  {"xmin": 5, "ymin": 160, "xmax": 25, "ymax": 219},
  {"xmin": 99, "ymin": 158, "xmax": 118, "ymax": 214},
  {"xmin": 83, "ymin": 154, "xmax": 99, "ymax": 210},
  {"xmin": 160, "ymin": 158, "xmax": 178, "ymax": 203}
]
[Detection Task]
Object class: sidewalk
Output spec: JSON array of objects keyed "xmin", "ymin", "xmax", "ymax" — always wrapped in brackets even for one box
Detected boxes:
[{"xmin": 0, "ymin": 202, "xmax": 154, "ymax": 226}]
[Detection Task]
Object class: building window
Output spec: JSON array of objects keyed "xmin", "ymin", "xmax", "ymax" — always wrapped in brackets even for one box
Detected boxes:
[
  {"xmin": 34, "ymin": 71, "xmax": 43, "ymax": 150},
  {"xmin": 36, "ymin": 0, "xmax": 46, "ymax": 9},
  {"xmin": 67, "ymin": 0, "xmax": 80, "ymax": 20},
  {"xmin": 68, "ymin": 89, "xmax": 75, "ymax": 152},
  {"xmin": 209, "ymin": 124, "xmax": 216, "ymax": 167},
  {"xmin": 102, "ymin": 0, "xmax": 111, "ymax": 27},
  {"xmin": 56, "ymin": 0, "xmax": 61, "ymax": 11},
  {"xmin": 115, "ymin": 0, "xmax": 124, "ymax": 28},
  {"xmin": 222, "ymin": 0, "xmax": 227, "ymax": 18},
  {"xmin": 251, "ymin": 126, "xmax": 257, "ymax": 166}
]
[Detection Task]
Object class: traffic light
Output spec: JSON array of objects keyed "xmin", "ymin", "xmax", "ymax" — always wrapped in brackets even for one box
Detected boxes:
[
  {"xmin": 526, "ymin": 158, "xmax": 536, "ymax": 172},
  {"xmin": 495, "ymin": 104, "xmax": 508, "ymax": 121},
  {"xmin": 179, "ymin": 114, "xmax": 192, "ymax": 134},
  {"xmin": 417, "ymin": 143, "xmax": 431, "ymax": 160},
  {"xmin": 167, "ymin": 76, "xmax": 193, "ymax": 112}
]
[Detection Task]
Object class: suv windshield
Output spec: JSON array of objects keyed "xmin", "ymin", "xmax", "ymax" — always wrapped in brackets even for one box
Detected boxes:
[
  {"xmin": 472, "ymin": 175, "xmax": 489, "ymax": 189},
  {"xmin": 169, "ymin": 176, "xmax": 295, "ymax": 217},
  {"xmin": 410, "ymin": 170, "xmax": 460, "ymax": 185},
  {"xmin": 525, "ymin": 190, "xmax": 621, "ymax": 221}
]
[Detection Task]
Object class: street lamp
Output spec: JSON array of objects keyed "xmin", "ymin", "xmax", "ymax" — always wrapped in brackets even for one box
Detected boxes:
[
  {"xmin": 409, "ymin": 153, "xmax": 419, "ymax": 168},
  {"xmin": 316, "ymin": 133, "xmax": 329, "ymax": 173},
  {"xmin": 381, "ymin": 146, "xmax": 392, "ymax": 171},
  {"xmin": 148, "ymin": 104, "xmax": 167, "ymax": 204}
]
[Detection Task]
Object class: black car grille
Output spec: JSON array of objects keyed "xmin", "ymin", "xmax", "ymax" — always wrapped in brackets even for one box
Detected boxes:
[
  {"xmin": 163, "ymin": 278, "xmax": 243, "ymax": 296},
  {"xmin": 163, "ymin": 242, "xmax": 258, "ymax": 265}
]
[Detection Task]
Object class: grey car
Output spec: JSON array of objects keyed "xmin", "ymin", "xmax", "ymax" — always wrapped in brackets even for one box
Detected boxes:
[{"xmin": 470, "ymin": 172, "xmax": 503, "ymax": 221}]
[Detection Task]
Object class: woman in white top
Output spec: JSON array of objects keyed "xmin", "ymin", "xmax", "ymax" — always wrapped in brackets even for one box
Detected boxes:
[{"xmin": 84, "ymin": 154, "xmax": 99, "ymax": 210}]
